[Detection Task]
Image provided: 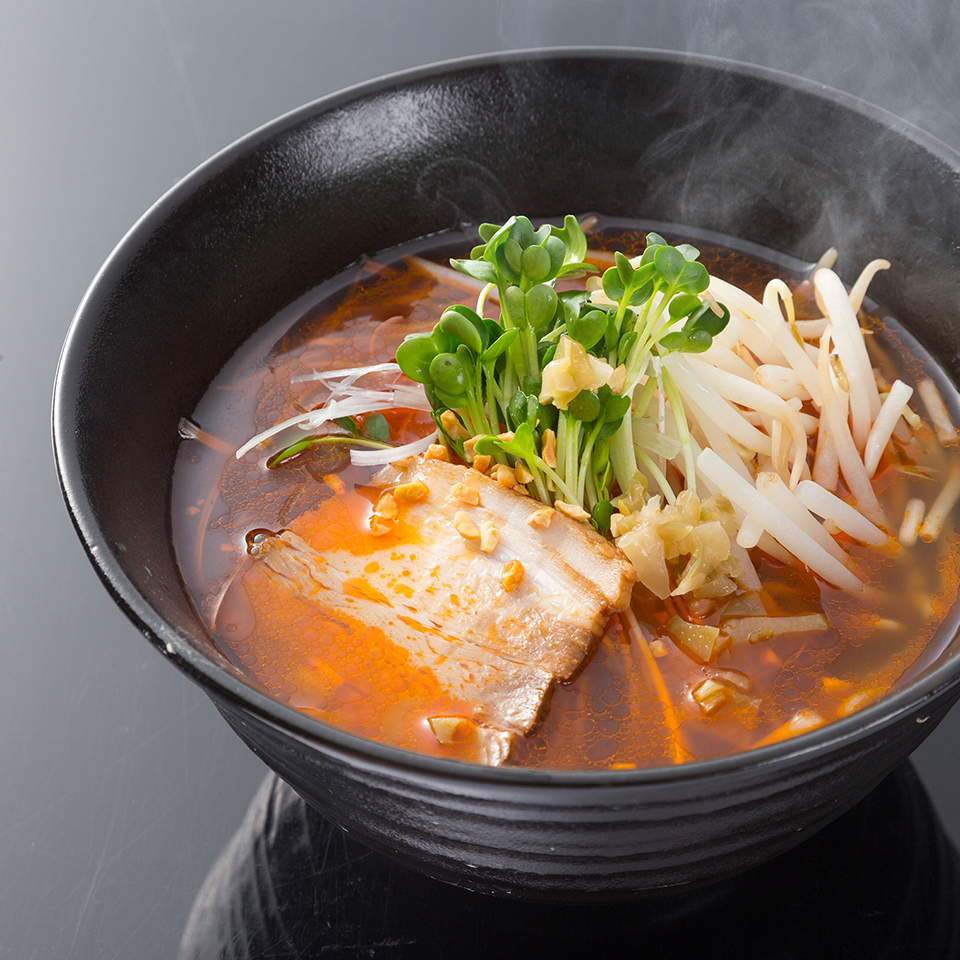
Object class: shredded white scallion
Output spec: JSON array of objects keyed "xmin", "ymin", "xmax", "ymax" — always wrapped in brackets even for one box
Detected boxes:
[
  {"xmin": 291, "ymin": 361, "xmax": 403, "ymax": 384},
  {"xmin": 350, "ymin": 431, "xmax": 439, "ymax": 466},
  {"xmin": 234, "ymin": 366, "xmax": 429, "ymax": 460}
]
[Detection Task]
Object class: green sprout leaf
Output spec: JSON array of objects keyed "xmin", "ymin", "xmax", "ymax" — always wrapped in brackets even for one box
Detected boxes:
[
  {"xmin": 521, "ymin": 244, "xmax": 552, "ymax": 283},
  {"xmin": 549, "ymin": 214, "xmax": 589, "ymax": 264},
  {"xmin": 668, "ymin": 293, "xmax": 702, "ymax": 319},
  {"xmin": 567, "ymin": 309, "xmax": 608, "ymax": 351},
  {"xmin": 438, "ymin": 305, "xmax": 486, "ymax": 354},
  {"xmin": 659, "ymin": 300, "xmax": 730, "ymax": 354},
  {"xmin": 677, "ymin": 260, "xmax": 709, "ymax": 294},
  {"xmin": 475, "ymin": 421, "xmax": 540, "ymax": 463},
  {"xmin": 591, "ymin": 498, "xmax": 615, "ymax": 536},
  {"xmin": 429, "ymin": 353, "xmax": 468, "ymax": 398},
  {"xmin": 601, "ymin": 253, "xmax": 655, "ymax": 306},
  {"xmin": 568, "ymin": 389, "xmax": 601, "ymax": 423},
  {"xmin": 482, "ymin": 328, "xmax": 519, "ymax": 363},
  {"xmin": 450, "ymin": 258, "xmax": 498, "ymax": 284},
  {"xmin": 395, "ymin": 333, "xmax": 437, "ymax": 384},
  {"xmin": 334, "ymin": 416, "xmax": 360, "ymax": 436},
  {"xmin": 654, "ymin": 245, "xmax": 685, "ymax": 285},
  {"xmin": 361, "ymin": 413, "xmax": 390, "ymax": 443},
  {"xmin": 525, "ymin": 283, "xmax": 558, "ymax": 332}
]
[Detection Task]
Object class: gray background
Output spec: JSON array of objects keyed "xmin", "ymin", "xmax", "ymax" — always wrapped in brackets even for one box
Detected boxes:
[{"xmin": 4, "ymin": 1, "xmax": 960, "ymax": 956}]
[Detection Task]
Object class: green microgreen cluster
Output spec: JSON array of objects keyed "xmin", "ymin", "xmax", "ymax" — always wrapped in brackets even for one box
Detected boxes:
[{"xmin": 395, "ymin": 216, "xmax": 729, "ymax": 532}]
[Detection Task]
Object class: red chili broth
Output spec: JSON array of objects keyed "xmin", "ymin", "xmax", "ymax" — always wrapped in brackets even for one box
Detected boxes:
[{"xmin": 172, "ymin": 222, "xmax": 960, "ymax": 770}]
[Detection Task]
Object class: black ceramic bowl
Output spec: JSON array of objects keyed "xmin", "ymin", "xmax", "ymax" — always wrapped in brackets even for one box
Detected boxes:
[{"xmin": 53, "ymin": 49, "xmax": 960, "ymax": 900}]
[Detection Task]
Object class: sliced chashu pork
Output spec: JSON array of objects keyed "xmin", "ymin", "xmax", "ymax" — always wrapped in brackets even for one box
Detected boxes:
[{"xmin": 244, "ymin": 456, "xmax": 636, "ymax": 763}]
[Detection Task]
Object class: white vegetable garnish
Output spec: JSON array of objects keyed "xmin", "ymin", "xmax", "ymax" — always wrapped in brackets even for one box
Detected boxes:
[
  {"xmin": 919, "ymin": 459, "xmax": 960, "ymax": 541},
  {"xmin": 812, "ymin": 247, "xmax": 839, "ymax": 276},
  {"xmin": 815, "ymin": 269, "xmax": 880, "ymax": 446},
  {"xmin": 917, "ymin": 378, "xmax": 959, "ymax": 445},
  {"xmin": 795, "ymin": 480, "xmax": 888, "ymax": 546},
  {"xmin": 755, "ymin": 473, "xmax": 853, "ymax": 567},
  {"xmin": 754, "ymin": 364, "xmax": 810, "ymax": 402},
  {"xmin": 632, "ymin": 419, "xmax": 682, "ymax": 460},
  {"xmin": 710, "ymin": 276, "xmax": 822, "ymax": 406},
  {"xmin": 234, "ymin": 365, "xmax": 429, "ymax": 459},
  {"xmin": 389, "ymin": 383, "xmax": 434, "ymax": 410},
  {"xmin": 793, "ymin": 318, "xmax": 830, "ymax": 339},
  {"xmin": 796, "ymin": 408, "xmax": 818, "ymax": 435},
  {"xmin": 701, "ymin": 340, "xmax": 757, "ymax": 380},
  {"xmin": 847, "ymin": 259, "xmax": 890, "ymax": 314},
  {"xmin": 350, "ymin": 431, "xmax": 438, "ymax": 466},
  {"xmin": 685, "ymin": 356, "xmax": 807, "ymax": 488},
  {"xmin": 697, "ymin": 449, "xmax": 863, "ymax": 592},
  {"xmin": 863, "ymin": 380, "xmax": 914, "ymax": 478},
  {"xmin": 816, "ymin": 331, "xmax": 886, "ymax": 527},
  {"xmin": 812, "ymin": 419, "xmax": 839, "ymax": 492},
  {"xmin": 723, "ymin": 302, "xmax": 785, "ymax": 366},
  {"xmin": 291, "ymin": 361, "xmax": 402, "ymax": 384},
  {"xmin": 763, "ymin": 278, "xmax": 796, "ymax": 329},
  {"xmin": 736, "ymin": 515, "xmax": 763, "ymax": 549},
  {"xmin": 899, "ymin": 498, "xmax": 926, "ymax": 546},
  {"xmin": 662, "ymin": 353, "xmax": 773, "ymax": 458}
]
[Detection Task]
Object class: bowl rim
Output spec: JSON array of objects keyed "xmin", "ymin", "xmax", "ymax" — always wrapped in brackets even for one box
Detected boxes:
[{"xmin": 53, "ymin": 45, "xmax": 960, "ymax": 788}]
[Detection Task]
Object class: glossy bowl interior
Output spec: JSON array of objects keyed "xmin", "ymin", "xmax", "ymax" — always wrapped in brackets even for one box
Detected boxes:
[{"xmin": 54, "ymin": 49, "xmax": 960, "ymax": 900}]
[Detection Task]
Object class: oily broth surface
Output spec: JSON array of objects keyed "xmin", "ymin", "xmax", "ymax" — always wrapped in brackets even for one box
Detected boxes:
[{"xmin": 172, "ymin": 223, "xmax": 960, "ymax": 770}]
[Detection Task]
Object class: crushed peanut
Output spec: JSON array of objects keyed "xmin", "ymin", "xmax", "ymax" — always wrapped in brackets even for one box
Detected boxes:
[
  {"xmin": 369, "ymin": 515, "xmax": 394, "ymax": 537},
  {"xmin": 428, "ymin": 716, "xmax": 467, "ymax": 744},
  {"xmin": 424, "ymin": 443, "xmax": 450, "ymax": 461},
  {"xmin": 479, "ymin": 521, "xmax": 499, "ymax": 553},
  {"xmin": 374, "ymin": 492, "xmax": 399, "ymax": 520},
  {"xmin": 493, "ymin": 464, "xmax": 517, "ymax": 487},
  {"xmin": 609, "ymin": 364, "xmax": 627, "ymax": 394},
  {"xmin": 555, "ymin": 500, "xmax": 591, "ymax": 521},
  {"xmin": 527, "ymin": 506, "xmax": 555, "ymax": 529},
  {"xmin": 501, "ymin": 558, "xmax": 525, "ymax": 592},
  {"xmin": 514, "ymin": 461, "xmax": 534, "ymax": 484},
  {"xmin": 463, "ymin": 435, "xmax": 483, "ymax": 462},
  {"xmin": 440, "ymin": 409, "xmax": 469, "ymax": 440},
  {"xmin": 541, "ymin": 429, "xmax": 557, "ymax": 468},
  {"xmin": 394, "ymin": 480, "xmax": 429, "ymax": 503},
  {"xmin": 454, "ymin": 511, "xmax": 481, "ymax": 540},
  {"xmin": 450, "ymin": 482, "xmax": 481, "ymax": 506},
  {"xmin": 471, "ymin": 454, "xmax": 492, "ymax": 474},
  {"xmin": 324, "ymin": 474, "xmax": 346, "ymax": 496}
]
